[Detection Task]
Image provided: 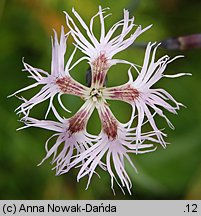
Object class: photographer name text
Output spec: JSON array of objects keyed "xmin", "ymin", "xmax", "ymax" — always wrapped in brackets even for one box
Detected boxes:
[{"xmin": 2, "ymin": 203, "xmax": 117, "ymax": 214}]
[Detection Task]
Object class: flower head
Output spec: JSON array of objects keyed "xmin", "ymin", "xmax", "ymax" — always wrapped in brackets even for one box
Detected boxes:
[{"xmin": 11, "ymin": 7, "xmax": 189, "ymax": 194}]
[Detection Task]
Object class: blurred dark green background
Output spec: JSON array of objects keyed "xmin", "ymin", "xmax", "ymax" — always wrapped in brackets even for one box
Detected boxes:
[{"xmin": 0, "ymin": 0, "xmax": 201, "ymax": 199}]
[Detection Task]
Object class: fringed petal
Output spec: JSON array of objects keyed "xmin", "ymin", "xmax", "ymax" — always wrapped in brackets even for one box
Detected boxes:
[
  {"xmin": 102, "ymin": 42, "xmax": 188, "ymax": 146},
  {"xmin": 10, "ymin": 28, "xmax": 89, "ymax": 118}
]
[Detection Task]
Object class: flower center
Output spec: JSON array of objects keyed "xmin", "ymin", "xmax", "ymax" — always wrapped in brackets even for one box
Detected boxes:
[{"xmin": 90, "ymin": 88, "xmax": 103, "ymax": 102}]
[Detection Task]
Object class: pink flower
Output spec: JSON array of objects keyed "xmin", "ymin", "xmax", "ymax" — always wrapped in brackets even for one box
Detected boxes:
[{"xmin": 11, "ymin": 7, "xmax": 189, "ymax": 194}]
